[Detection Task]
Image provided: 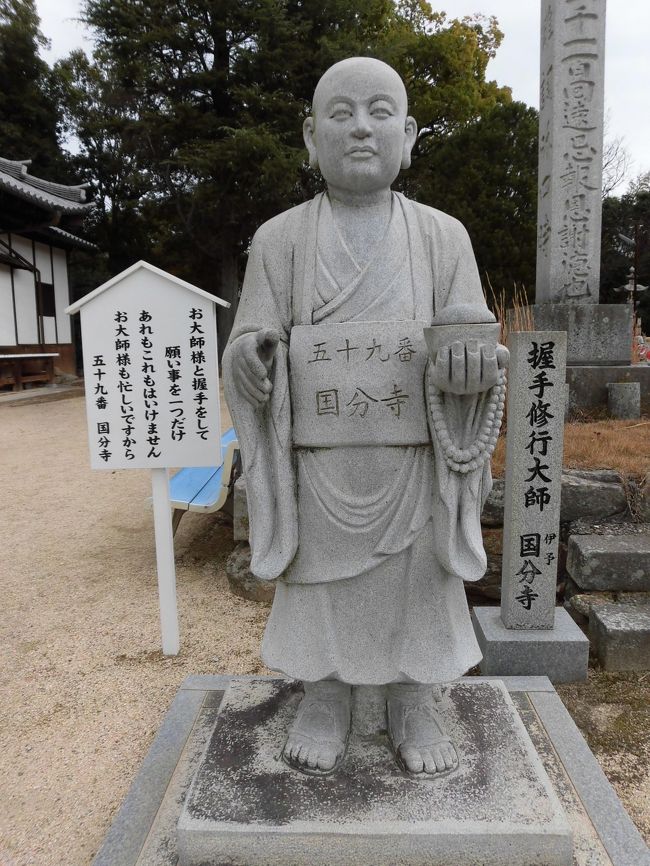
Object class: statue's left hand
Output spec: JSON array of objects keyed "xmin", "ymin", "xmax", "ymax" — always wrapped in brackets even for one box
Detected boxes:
[{"xmin": 430, "ymin": 340, "xmax": 509, "ymax": 395}]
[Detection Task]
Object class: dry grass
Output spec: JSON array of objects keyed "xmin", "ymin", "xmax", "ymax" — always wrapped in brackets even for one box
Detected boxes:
[
  {"xmin": 492, "ymin": 418, "xmax": 650, "ymax": 479},
  {"xmin": 486, "ymin": 280, "xmax": 535, "ymax": 343}
]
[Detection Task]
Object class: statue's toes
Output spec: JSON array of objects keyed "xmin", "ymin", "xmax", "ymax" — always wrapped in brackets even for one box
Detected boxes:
[
  {"xmin": 286, "ymin": 739, "xmax": 305, "ymax": 764},
  {"xmin": 306, "ymin": 747, "xmax": 321, "ymax": 769},
  {"xmin": 399, "ymin": 742, "xmax": 459, "ymax": 775},
  {"xmin": 441, "ymin": 742, "xmax": 459, "ymax": 770},
  {"xmin": 316, "ymin": 747, "xmax": 337, "ymax": 772},
  {"xmin": 400, "ymin": 746, "xmax": 424, "ymax": 774},
  {"xmin": 432, "ymin": 747, "xmax": 447, "ymax": 773},
  {"xmin": 421, "ymin": 748, "xmax": 437, "ymax": 774}
]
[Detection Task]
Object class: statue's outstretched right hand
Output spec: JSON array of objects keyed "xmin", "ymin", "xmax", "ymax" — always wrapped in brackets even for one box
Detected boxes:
[{"xmin": 231, "ymin": 329, "xmax": 280, "ymax": 408}]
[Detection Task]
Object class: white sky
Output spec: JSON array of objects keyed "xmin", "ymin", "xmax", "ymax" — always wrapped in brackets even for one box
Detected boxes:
[{"xmin": 36, "ymin": 0, "xmax": 650, "ymax": 188}]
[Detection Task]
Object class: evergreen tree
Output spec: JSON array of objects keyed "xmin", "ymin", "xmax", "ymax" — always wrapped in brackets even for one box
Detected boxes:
[
  {"xmin": 415, "ymin": 100, "xmax": 539, "ymax": 301},
  {"xmin": 0, "ymin": 0, "xmax": 66, "ymax": 177},
  {"xmin": 601, "ymin": 184, "xmax": 650, "ymax": 332},
  {"xmin": 59, "ymin": 0, "xmax": 513, "ymax": 344},
  {"xmin": 55, "ymin": 50, "xmax": 153, "ymax": 275}
]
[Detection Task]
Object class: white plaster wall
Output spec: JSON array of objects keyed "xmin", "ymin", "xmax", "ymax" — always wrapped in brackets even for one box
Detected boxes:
[
  {"xmin": 43, "ymin": 317, "xmax": 57, "ymax": 342},
  {"xmin": 36, "ymin": 241, "xmax": 57, "ymax": 343},
  {"xmin": 11, "ymin": 236, "xmax": 38, "ymax": 344},
  {"xmin": 34, "ymin": 241, "xmax": 53, "ymax": 283},
  {"xmin": 52, "ymin": 247, "xmax": 71, "ymax": 343},
  {"xmin": 0, "ymin": 263, "xmax": 17, "ymax": 345}
]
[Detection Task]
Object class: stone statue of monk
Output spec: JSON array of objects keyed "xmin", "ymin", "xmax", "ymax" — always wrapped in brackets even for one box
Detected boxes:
[{"xmin": 223, "ymin": 57, "xmax": 507, "ymax": 778}]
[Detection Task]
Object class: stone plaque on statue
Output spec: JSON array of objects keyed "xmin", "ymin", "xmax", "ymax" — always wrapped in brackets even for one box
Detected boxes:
[{"xmin": 289, "ymin": 321, "xmax": 430, "ymax": 447}]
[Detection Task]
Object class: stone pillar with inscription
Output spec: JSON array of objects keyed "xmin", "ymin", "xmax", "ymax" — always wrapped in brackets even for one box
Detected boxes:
[
  {"xmin": 472, "ymin": 332, "xmax": 589, "ymax": 682},
  {"xmin": 525, "ymin": 0, "xmax": 638, "ymax": 410},
  {"xmin": 500, "ymin": 333, "xmax": 566, "ymax": 628},
  {"xmin": 536, "ymin": 0, "xmax": 605, "ymax": 307}
]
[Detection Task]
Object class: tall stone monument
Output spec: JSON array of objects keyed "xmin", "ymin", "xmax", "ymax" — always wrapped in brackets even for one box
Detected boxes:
[
  {"xmin": 530, "ymin": 0, "xmax": 643, "ymax": 410},
  {"xmin": 536, "ymin": 0, "xmax": 606, "ymax": 308}
]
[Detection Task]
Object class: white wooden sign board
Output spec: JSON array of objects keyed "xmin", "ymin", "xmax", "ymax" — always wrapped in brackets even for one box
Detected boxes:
[
  {"xmin": 70, "ymin": 264, "xmax": 221, "ymax": 470},
  {"xmin": 67, "ymin": 261, "xmax": 229, "ymax": 656}
]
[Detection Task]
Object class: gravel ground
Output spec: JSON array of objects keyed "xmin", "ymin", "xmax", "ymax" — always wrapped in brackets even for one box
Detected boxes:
[
  {"xmin": 0, "ymin": 395, "xmax": 269, "ymax": 866},
  {"xmin": 0, "ymin": 395, "xmax": 648, "ymax": 866}
]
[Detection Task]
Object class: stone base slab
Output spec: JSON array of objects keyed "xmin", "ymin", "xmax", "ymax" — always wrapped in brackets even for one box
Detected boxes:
[
  {"xmin": 607, "ymin": 382, "xmax": 641, "ymax": 419},
  {"xmin": 176, "ymin": 678, "xmax": 572, "ymax": 866},
  {"xmin": 590, "ymin": 602, "xmax": 650, "ymax": 671},
  {"xmin": 88, "ymin": 675, "xmax": 650, "ymax": 866},
  {"xmin": 566, "ymin": 365, "xmax": 650, "ymax": 413},
  {"xmin": 567, "ymin": 533, "xmax": 650, "ymax": 592},
  {"xmin": 472, "ymin": 606, "xmax": 589, "ymax": 682},
  {"xmin": 523, "ymin": 304, "xmax": 633, "ymax": 366}
]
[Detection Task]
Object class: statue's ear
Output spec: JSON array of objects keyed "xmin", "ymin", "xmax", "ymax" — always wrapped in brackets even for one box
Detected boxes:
[
  {"xmin": 303, "ymin": 117, "xmax": 319, "ymax": 170},
  {"xmin": 401, "ymin": 115, "xmax": 418, "ymax": 170}
]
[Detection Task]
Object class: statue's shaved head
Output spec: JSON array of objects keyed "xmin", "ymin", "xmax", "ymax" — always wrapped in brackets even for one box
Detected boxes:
[
  {"xmin": 312, "ymin": 57, "xmax": 408, "ymax": 119},
  {"xmin": 303, "ymin": 56, "xmax": 417, "ymax": 195}
]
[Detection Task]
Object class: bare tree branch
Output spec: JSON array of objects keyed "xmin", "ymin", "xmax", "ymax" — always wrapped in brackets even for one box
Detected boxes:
[{"xmin": 602, "ymin": 109, "xmax": 632, "ymax": 198}]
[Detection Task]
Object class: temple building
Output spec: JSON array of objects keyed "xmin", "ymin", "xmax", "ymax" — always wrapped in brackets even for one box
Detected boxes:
[{"xmin": 0, "ymin": 156, "xmax": 96, "ymax": 384}]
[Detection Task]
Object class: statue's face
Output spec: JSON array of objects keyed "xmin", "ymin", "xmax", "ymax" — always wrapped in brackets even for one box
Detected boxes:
[{"xmin": 304, "ymin": 58, "xmax": 417, "ymax": 195}]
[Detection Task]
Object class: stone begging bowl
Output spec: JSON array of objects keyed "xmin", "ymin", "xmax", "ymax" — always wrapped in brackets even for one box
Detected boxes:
[{"xmin": 423, "ymin": 303, "xmax": 500, "ymax": 361}]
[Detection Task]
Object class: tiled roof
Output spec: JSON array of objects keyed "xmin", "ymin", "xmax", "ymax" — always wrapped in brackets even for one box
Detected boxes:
[
  {"xmin": 44, "ymin": 226, "xmax": 98, "ymax": 251},
  {"xmin": 0, "ymin": 157, "xmax": 93, "ymax": 214}
]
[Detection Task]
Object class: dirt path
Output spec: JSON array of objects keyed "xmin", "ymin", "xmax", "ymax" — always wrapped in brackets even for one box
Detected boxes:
[
  {"xmin": 0, "ymin": 396, "xmax": 648, "ymax": 865},
  {"xmin": 0, "ymin": 396, "xmax": 269, "ymax": 866}
]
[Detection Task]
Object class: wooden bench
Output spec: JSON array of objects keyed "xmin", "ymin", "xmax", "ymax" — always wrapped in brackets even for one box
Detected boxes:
[
  {"xmin": 0, "ymin": 353, "xmax": 59, "ymax": 391},
  {"xmin": 169, "ymin": 427, "xmax": 240, "ymax": 534}
]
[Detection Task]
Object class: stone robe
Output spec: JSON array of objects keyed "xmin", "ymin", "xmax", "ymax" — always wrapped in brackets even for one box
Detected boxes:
[{"xmin": 223, "ymin": 192, "xmax": 492, "ymax": 685}]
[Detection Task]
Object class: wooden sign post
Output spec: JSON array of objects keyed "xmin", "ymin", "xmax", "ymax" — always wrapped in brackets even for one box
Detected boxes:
[{"xmin": 67, "ymin": 261, "xmax": 229, "ymax": 655}]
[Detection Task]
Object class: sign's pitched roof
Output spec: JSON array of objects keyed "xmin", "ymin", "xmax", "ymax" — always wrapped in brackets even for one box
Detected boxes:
[
  {"xmin": 66, "ymin": 260, "xmax": 231, "ymax": 314},
  {"xmin": 0, "ymin": 157, "xmax": 93, "ymax": 215}
]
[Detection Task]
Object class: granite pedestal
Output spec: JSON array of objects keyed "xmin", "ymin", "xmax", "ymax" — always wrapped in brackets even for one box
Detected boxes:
[
  {"xmin": 507, "ymin": 305, "xmax": 646, "ymax": 414},
  {"xmin": 566, "ymin": 365, "xmax": 650, "ymax": 414},
  {"xmin": 472, "ymin": 606, "xmax": 589, "ymax": 683},
  {"xmin": 177, "ymin": 678, "xmax": 571, "ymax": 866},
  {"xmin": 527, "ymin": 305, "xmax": 633, "ymax": 367},
  {"xmin": 90, "ymin": 674, "xmax": 650, "ymax": 866},
  {"xmin": 607, "ymin": 382, "xmax": 641, "ymax": 419},
  {"xmin": 590, "ymin": 603, "xmax": 650, "ymax": 671}
]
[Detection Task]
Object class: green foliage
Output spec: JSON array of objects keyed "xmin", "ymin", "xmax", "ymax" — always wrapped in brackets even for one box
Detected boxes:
[
  {"xmin": 383, "ymin": 6, "xmax": 507, "ymax": 141},
  {"xmin": 54, "ymin": 49, "xmax": 155, "ymax": 273},
  {"xmin": 55, "ymin": 0, "xmax": 521, "ymax": 341},
  {"xmin": 0, "ymin": 0, "xmax": 67, "ymax": 177},
  {"xmin": 413, "ymin": 100, "xmax": 539, "ymax": 302},
  {"xmin": 601, "ymin": 182, "xmax": 650, "ymax": 332}
]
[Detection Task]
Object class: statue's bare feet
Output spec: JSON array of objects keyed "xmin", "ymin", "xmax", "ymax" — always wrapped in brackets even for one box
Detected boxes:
[
  {"xmin": 387, "ymin": 683, "xmax": 459, "ymax": 777},
  {"xmin": 283, "ymin": 680, "xmax": 351, "ymax": 776}
]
